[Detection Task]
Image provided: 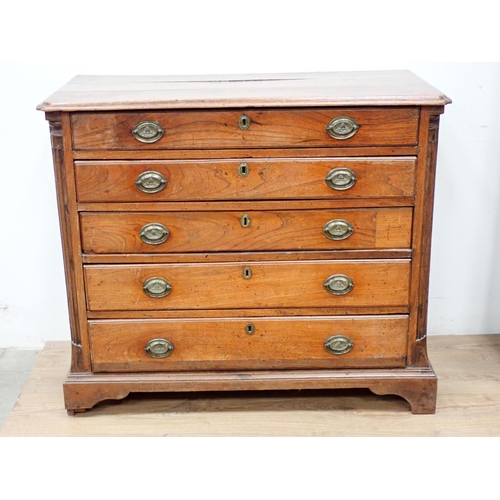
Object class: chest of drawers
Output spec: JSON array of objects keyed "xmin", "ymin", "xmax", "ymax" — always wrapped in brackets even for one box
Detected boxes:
[{"xmin": 38, "ymin": 71, "xmax": 450, "ymax": 414}]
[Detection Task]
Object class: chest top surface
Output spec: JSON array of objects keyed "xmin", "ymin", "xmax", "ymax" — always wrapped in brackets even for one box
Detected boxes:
[{"xmin": 37, "ymin": 70, "xmax": 451, "ymax": 112}]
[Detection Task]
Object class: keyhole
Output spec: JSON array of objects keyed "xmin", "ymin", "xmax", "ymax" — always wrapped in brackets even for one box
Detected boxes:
[
  {"xmin": 240, "ymin": 214, "xmax": 251, "ymax": 228},
  {"xmin": 238, "ymin": 162, "xmax": 249, "ymax": 177},
  {"xmin": 245, "ymin": 323, "xmax": 255, "ymax": 335},
  {"xmin": 243, "ymin": 266, "xmax": 252, "ymax": 279},
  {"xmin": 239, "ymin": 114, "xmax": 251, "ymax": 130}
]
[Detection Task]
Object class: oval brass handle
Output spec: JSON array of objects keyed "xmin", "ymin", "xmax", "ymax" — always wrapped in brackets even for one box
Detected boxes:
[
  {"xmin": 145, "ymin": 338, "xmax": 174, "ymax": 358},
  {"xmin": 323, "ymin": 219, "xmax": 354, "ymax": 241},
  {"xmin": 131, "ymin": 120, "xmax": 165, "ymax": 143},
  {"xmin": 140, "ymin": 223, "xmax": 169, "ymax": 245},
  {"xmin": 325, "ymin": 168, "xmax": 357, "ymax": 191},
  {"xmin": 324, "ymin": 335, "xmax": 354, "ymax": 355},
  {"xmin": 142, "ymin": 277, "xmax": 172, "ymax": 298},
  {"xmin": 324, "ymin": 274, "xmax": 354, "ymax": 296},
  {"xmin": 135, "ymin": 171, "xmax": 168, "ymax": 194},
  {"xmin": 326, "ymin": 116, "xmax": 359, "ymax": 140},
  {"xmin": 238, "ymin": 114, "xmax": 251, "ymax": 130}
]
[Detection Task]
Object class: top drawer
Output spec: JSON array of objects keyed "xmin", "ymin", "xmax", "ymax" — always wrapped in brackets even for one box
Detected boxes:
[{"xmin": 71, "ymin": 108, "xmax": 420, "ymax": 150}]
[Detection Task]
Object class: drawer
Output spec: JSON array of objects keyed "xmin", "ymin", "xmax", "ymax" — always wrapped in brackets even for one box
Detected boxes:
[
  {"xmin": 75, "ymin": 157, "xmax": 416, "ymax": 202},
  {"xmin": 80, "ymin": 208, "xmax": 413, "ymax": 253},
  {"xmin": 84, "ymin": 260, "xmax": 410, "ymax": 311},
  {"xmin": 71, "ymin": 108, "xmax": 419, "ymax": 150},
  {"xmin": 89, "ymin": 315, "xmax": 409, "ymax": 372}
]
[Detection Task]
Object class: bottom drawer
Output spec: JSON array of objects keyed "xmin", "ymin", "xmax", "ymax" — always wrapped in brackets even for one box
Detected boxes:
[{"xmin": 89, "ymin": 316, "xmax": 408, "ymax": 372}]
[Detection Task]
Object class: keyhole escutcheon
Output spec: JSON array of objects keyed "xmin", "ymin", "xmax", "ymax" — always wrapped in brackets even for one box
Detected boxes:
[
  {"xmin": 245, "ymin": 323, "xmax": 255, "ymax": 335},
  {"xmin": 238, "ymin": 114, "xmax": 251, "ymax": 130},
  {"xmin": 238, "ymin": 162, "xmax": 250, "ymax": 177},
  {"xmin": 243, "ymin": 266, "xmax": 252, "ymax": 280},
  {"xmin": 240, "ymin": 214, "xmax": 251, "ymax": 228}
]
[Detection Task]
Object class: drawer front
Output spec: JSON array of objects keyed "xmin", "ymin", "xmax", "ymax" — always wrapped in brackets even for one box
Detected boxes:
[
  {"xmin": 81, "ymin": 208, "xmax": 413, "ymax": 253},
  {"xmin": 84, "ymin": 260, "xmax": 410, "ymax": 311},
  {"xmin": 89, "ymin": 315, "xmax": 409, "ymax": 372},
  {"xmin": 75, "ymin": 158, "xmax": 416, "ymax": 202},
  {"xmin": 71, "ymin": 108, "xmax": 419, "ymax": 150}
]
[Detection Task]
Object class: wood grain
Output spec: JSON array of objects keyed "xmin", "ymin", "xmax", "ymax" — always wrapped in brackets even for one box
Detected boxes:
[
  {"xmin": 39, "ymin": 72, "xmax": 450, "ymax": 416},
  {"xmin": 37, "ymin": 70, "xmax": 451, "ymax": 111},
  {"xmin": 80, "ymin": 208, "xmax": 412, "ymax": 253},
  {"xmin": 86, "ymin": 307, "xmax": 410, "ymax": 319},
  {"xmin": 72, "ymin": 146, "xmax": 419, "ymax": 160},
  {"xmin": 71, "ymin": 108, "xmax": 419, "ymax": 150},
  {"xmin": 408, "ymin": 107, "xmax": 444, "ymax": 366},
  {"xmin": 415, "ymin": 110, "xmax": 442, "ymax": 360},
  {"xmin": 46, "ymin": 113, "xmax": 91, "ymax": 372},
  {"xmin": 77, "ymin": 198, "xmax": 416, "ymax": 212},
  {"xmin": 89, "ymin": 315, "xmax": 408, "ymax": 372},
  {"xmin": 84, "ymin": 260, "xmax": 411, "ymax": 311},
  {"xmin": 75, "ymin": 157, "xmax": 416, "ymax": 202},
  {"xmin": 67, "ymin": 368, "xmax": 437, "ymax": 415},
  {"xmin": 81, "ymin": 249, "xmax": 413, "ymax": 265}
]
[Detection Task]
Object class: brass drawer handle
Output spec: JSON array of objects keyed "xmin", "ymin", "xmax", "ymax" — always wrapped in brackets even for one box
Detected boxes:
[
  {"xmin": 131, "ymin": 120, "xmax": 165, "ymax": 143},
  {"xmin": 238, "ymin": 114, "xmax": 251, "ymax": 130},
  {"xmin": 326, "ymin": 116, "xmax": 359, "ymax": 140},
  {"xmin": 142, "ymin": 277, "xmax": 172, "ymax": 298},
  {"xmin": 140, "ymin": 223, "xmax": 169, "ymax": 245},
  {"xmin": 324, "ymin": 335, "xmax": 354, "ymax": 355},
  {"xmin": 323, "ymin": 219, "xmax": 354, "ymax": 241},
  {"xmin": 145, "ymin": 338, "xmax": 174, "ymax": 358},
  {"xmin": 135, "ymin": 171, "xmax": 168, "ymax": 194},
  {"xmin": 324, "ymin": 274, "xmax": 354, "ymax": 295},
  {"xmin": 325, "ymin": 168, "xmax": 357, "ymax": 191}
]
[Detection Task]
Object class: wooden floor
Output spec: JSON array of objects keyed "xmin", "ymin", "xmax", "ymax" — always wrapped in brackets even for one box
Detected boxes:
[{"xmin": 1, "ymin": 335, "xmax": 499, "ymax": 436}]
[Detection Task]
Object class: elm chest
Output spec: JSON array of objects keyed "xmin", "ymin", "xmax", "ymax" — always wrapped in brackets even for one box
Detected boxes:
[{"xmin": 38, "ymin": 71, "xmax": 450, "ymax": 414}]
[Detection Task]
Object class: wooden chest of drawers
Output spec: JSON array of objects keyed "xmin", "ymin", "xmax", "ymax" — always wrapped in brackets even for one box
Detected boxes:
[{"xmin": 38, "ymin": 71, "xmax": 450, "ymax": 414}]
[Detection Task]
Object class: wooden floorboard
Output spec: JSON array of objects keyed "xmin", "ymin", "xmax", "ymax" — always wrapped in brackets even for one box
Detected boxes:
[{"xmin": 1, "ymin": 335, "xmax": 499, "ymax": 436}]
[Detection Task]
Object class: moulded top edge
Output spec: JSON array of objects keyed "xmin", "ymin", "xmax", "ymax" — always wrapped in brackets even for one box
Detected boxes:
[{"xmin": 37, "ymin": 70, "xmax": 452, "ymax": 112}]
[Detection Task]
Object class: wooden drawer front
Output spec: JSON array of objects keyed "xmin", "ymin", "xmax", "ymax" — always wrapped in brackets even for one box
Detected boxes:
[
  {"xmin": 89, "ymin": 315, "xmax": 408, "ymax": 372},
  {"xmin": 84, "ymin": 260, "xmax": 410, "ymax": 311},
  {"xmin": 71, "ymin": 108, "xmax": 419, "ymax": 150},
  {"xmin": 81, "ymin": 208, "xmax": 413, "ymax": 254},
  {"xmin": 75, "ymin": 158, "xmax": 416, "ymax": 202}
]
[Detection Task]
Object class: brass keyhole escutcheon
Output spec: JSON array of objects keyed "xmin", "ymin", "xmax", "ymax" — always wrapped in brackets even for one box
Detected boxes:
[
  {"xmin": 240, "ymin": 214, "xmax": 251, "ymax": 228},
  {"xmin": 243, "ymin": 266, "xmax": 252, "ymax": 280},
  {"xmin": 238, "ymin": 114, "xmax": 251, "ymax": 130},
  {"xmin": 238, "ymin": 162, "xmax": 250, "ymax": 177},
  {"xmin": 245, "ymin": 323, "xmax": 255, "ymax": 335}
]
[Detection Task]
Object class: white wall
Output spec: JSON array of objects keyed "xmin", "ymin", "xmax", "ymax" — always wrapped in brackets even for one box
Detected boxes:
[
  {"xmin": 0, "ymin": 4, "xmax": 499, "ymax": 347},
  {"xmin": 420, "ymin": 64, "xmax": 500, "ymax": 336}
]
